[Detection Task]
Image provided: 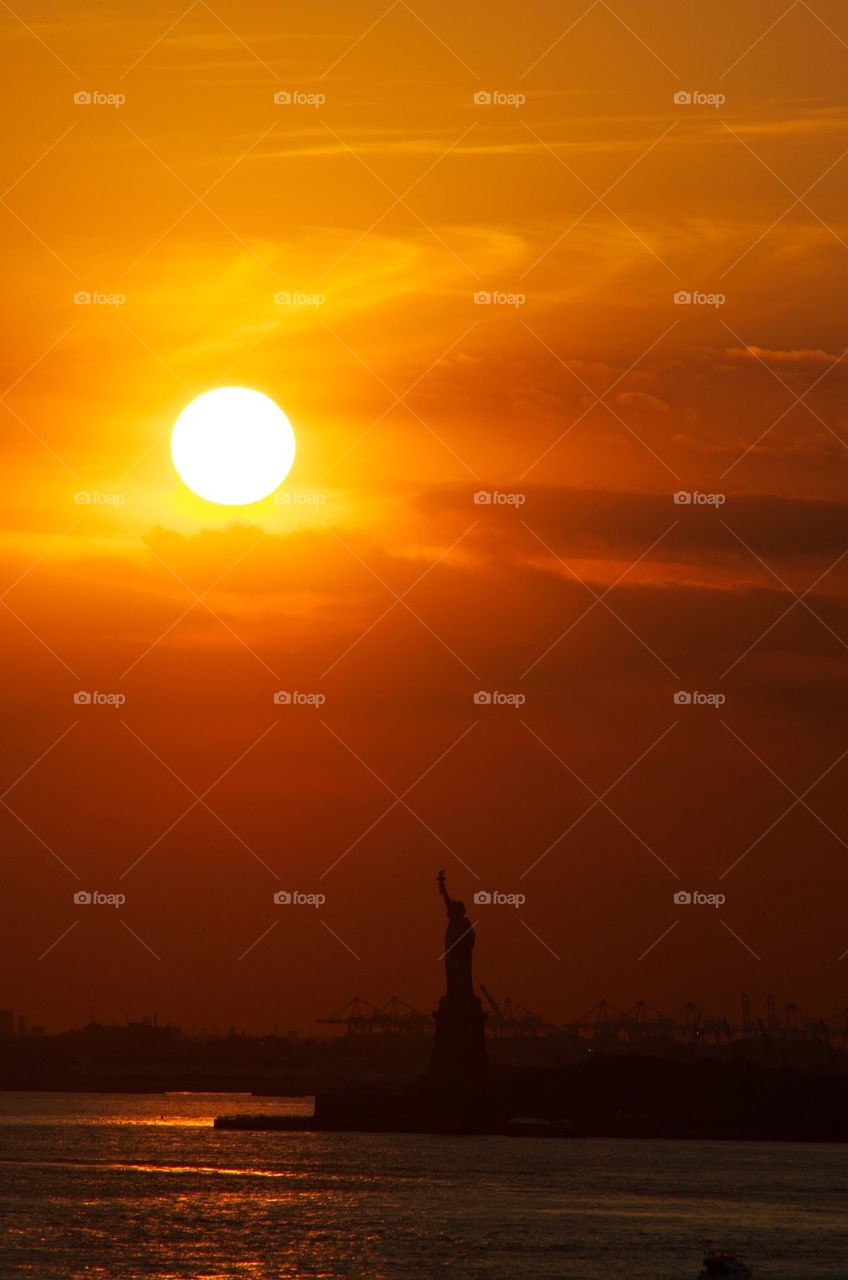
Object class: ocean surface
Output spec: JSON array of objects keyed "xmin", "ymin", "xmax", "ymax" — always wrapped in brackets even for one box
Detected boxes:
[{"xmin": 0, "ymin": 1092, "xmax": 845, "ymax": 1279}]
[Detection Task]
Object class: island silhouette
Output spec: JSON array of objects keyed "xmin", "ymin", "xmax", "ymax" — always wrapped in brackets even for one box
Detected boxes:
[
  {"xmin": 212, "ymin": 876, "xmax": 848, "ymax": 1141},
  {"xmin": 217, "ymin": 872, "xmax": 502, "ymax": 1134}
]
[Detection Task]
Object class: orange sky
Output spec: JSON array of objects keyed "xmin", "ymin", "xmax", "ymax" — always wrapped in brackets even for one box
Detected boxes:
[{"xmin": 2, "ymin": 0, "xmax": 848, "ymax": 1033}]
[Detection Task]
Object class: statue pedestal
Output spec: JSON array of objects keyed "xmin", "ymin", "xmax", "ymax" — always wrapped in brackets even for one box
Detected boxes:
[{"xmin": 428, "ymin": 993, "xmax": 489, "ymax": 1090}]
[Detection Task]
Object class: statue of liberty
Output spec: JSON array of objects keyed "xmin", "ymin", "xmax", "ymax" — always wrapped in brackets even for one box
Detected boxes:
[
  {"xmin": 429, "ymin": 871, "xmax": 489, "ymax": 1097},
  {"xmin": 437, "ymin": 870, "xmax": 475, "ymax": 1000}
]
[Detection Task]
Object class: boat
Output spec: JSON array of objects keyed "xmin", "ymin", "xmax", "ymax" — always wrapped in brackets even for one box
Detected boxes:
[{"xmin": 698, "ymin": 1250, "xmax": 752, "ymax": 1277}]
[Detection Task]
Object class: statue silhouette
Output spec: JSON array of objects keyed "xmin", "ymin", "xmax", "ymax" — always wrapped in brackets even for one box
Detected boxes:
[
  {"xmin": 438, "ymin": 869, "xmax": 475, "ymax": 1000},
  {"xmin": 429, "ymin": 871, "xmax": 489, "ymax": 1100}
]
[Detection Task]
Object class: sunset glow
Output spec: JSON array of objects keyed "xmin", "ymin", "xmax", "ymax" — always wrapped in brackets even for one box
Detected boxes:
[{"xmin": 2, "ymin": 0, "xmax": 847, "ymax": 1042}]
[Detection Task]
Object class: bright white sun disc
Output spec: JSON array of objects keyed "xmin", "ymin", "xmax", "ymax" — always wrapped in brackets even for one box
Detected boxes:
[{"xmin": 171, "ymin": 387, "xmax": 296, "ymax": 505}]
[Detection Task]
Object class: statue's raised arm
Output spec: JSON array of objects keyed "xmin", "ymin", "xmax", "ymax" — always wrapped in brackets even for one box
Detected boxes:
[
  {"xmin": 436, "ymin": 870, "xmax": 475, "ymax": 1002},
  {"xmin": 437, "ymin": 869, "xmax": 452, "ymax": 914}
]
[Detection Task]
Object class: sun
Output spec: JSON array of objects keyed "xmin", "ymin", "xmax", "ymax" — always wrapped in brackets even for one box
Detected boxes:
[{"xmin": 171, "ymin": 387, "xmax": 296, "ymax": 505}]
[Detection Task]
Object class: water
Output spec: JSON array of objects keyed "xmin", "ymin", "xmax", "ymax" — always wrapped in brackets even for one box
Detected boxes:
[{"xmin": 0, "ymin": 1093, "xmax": 845, "ymax": 1278}]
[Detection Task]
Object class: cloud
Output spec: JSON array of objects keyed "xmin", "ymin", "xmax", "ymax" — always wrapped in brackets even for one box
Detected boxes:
[
  {"xmin": 416, "ymin": 485, "xmax": 848, "ymax": 575},
  {"xmin": 726, "ymin": 345, "xmax": 846, "ymax": 366},
  {"xmin": 615, "ymin": 390, "xmax": 670, "ymax": 413}
]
